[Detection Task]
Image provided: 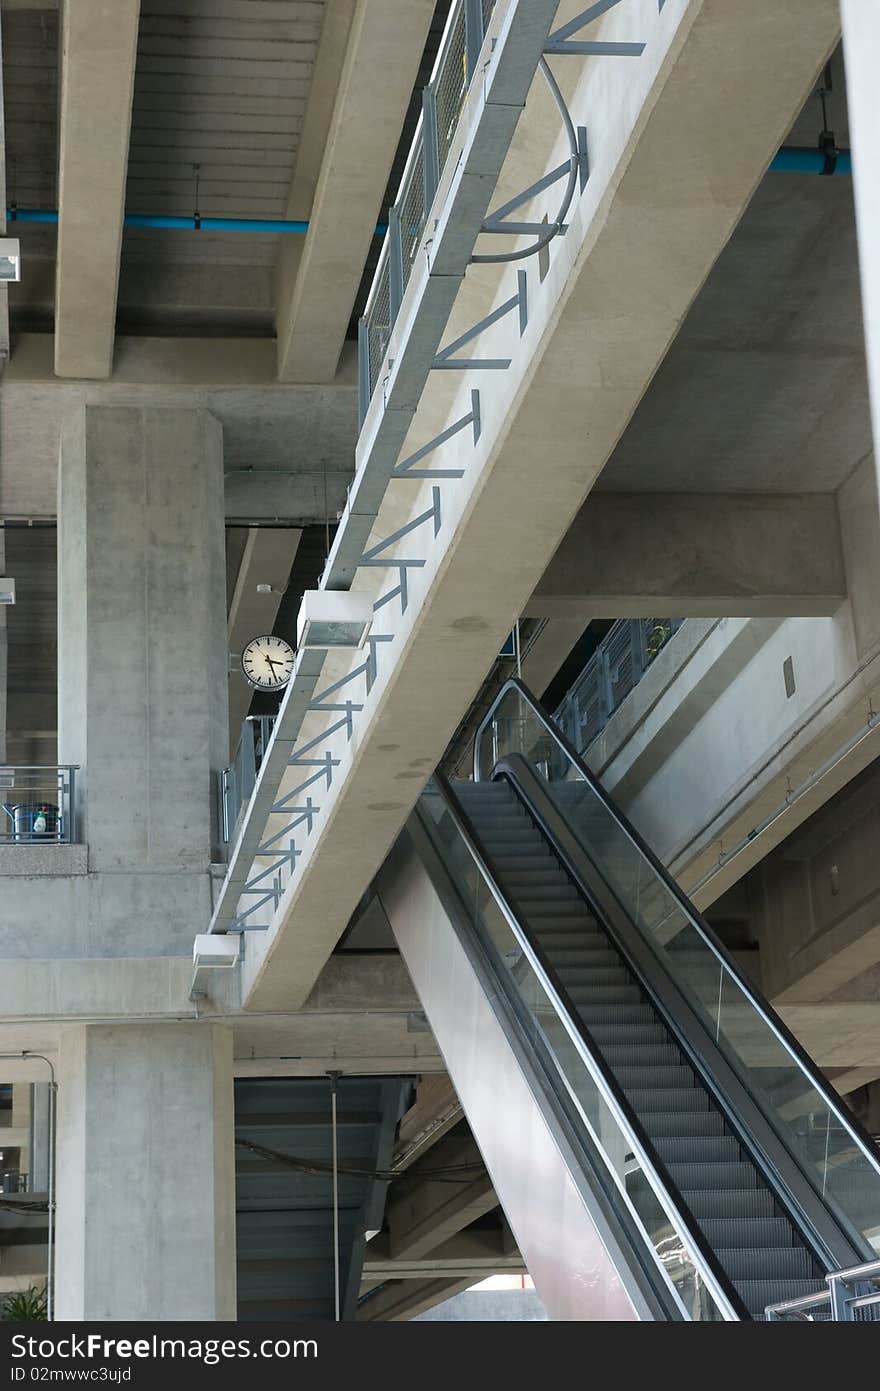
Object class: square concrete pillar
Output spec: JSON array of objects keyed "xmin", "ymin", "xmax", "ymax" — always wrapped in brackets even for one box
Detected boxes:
[
  {"xmin": 57, "ymin": 405, "xmax": 228, "ymax": 869},
  {"xmin": 54, "ymin": 1022, "xmax": 236, "ymax": 1321}
]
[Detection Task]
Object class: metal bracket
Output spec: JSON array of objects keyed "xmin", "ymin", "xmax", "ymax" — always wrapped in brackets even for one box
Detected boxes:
[
  {"xmin": 392, "ymin": 390, "xmax": 480, "ymax": 478},
  {"xmin": 433, "ymin": 272, "xmax": 528, "ymax": 370},
  {"xmin": 544, "ymin": 0, "xmax": 645, "ymax": 56},
  {"xmin": 481, "ymin": 134, "xmax": 589, "ymax": 241}
]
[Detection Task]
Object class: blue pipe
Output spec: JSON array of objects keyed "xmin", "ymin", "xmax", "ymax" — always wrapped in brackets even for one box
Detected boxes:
[
  {"xmin": 3, "ymin": 146, "xmax": 852, "ymax": 237},
  {"xmin": 6, "ymin": 207, "xmax": 389, "ymax": 234},
  {"xmin": 769, "ymin": 146, "xmax": 852, "ymax": 175}
]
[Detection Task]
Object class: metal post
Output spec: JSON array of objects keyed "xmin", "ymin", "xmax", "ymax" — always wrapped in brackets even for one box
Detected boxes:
[
  {"xmin": 65, "ymin": 766, "xmax": 75, "ymax": 845},
  {"xmin": 422, "ymin": 86, "xmax": 441, "ymax": 207},
  {"xmin": 329, "ymin": 1072, "xmax": 341, "ymax": 1322},
  {"xmin": 464, "ymin": 0, "xmax": 484, "ymax": 80},
  {"xmin": 240, "ymin": 718, "xmax": 257, "ymax": 804},
  {"xmin": 357, "ymin": 318, "xmax": 371, "ymax": 427},
  {"xmin": 388, "ymin": 207, "xmax": 405, "ymax": 324},
  {"xmin": 46, "ymin": 1080, "xmax": 56, "ymax": 1321}
]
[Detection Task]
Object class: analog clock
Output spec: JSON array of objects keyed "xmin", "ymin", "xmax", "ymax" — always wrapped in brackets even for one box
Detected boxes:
[{"xmin": 241, "ymin": 635, "xmax": 295, "ymax": 691}]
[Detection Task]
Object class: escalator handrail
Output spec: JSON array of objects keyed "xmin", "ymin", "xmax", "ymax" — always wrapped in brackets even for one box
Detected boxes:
[
  {"xmin": 421, "ymin": 771, "xmax": 746, "ymax": 1321},
  {"xmin": 473, "ymin": 677, "xmax": 880, "ymax": 1185}
]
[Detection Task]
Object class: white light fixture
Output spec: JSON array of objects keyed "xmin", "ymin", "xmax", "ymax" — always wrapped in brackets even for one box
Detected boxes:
[
  {"xmin": 192, "ymin": 933, "xmax": 239, "ymax": 970},
  {"xmin": 0, "ymin": 240, "xmax": 21, "ymax": 283},
  {"xmin": 0, "ymin": 579, "xmax": 15, "ymax": 606},
  {"xmin": 296, "ymin": 589, "xmax": 372, "ymax": 650}
]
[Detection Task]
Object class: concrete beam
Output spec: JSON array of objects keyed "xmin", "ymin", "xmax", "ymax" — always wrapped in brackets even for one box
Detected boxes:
[
  {"xmin": 241, "ymin": 0, "xmax": 843, "ymax": 1013},
  {"xmin": 363, "ymin": 1228, "xmax": 523, "ymax": 1282},
  {"xmin": 226, "ymin": 527, "xmax": 301, "ymax": 754},
  {"xmin": 519, "ymin": 618, "xmax": 586, "ymax": 700},
  {"xmin": 358, "ymin": 1275, "xmax": 473, "ymax": 1321},
  {"xmin": 393, "ymin": 1074, "xmax": 462, "ymax": 1171},
  {"xmin": 54, "ymin": 0, "xmax": 140, "ymax": 379},
  {"xmin": 528, "ymin": 494, "xmax": 847, "ymax": 619},
  {"xmin": 385, "ymin": 1135, "xmax": 496, "ymax": 1260},
  {"xmin": 276, "ymin": 0, "xmax": 434, "ymax": 382}
]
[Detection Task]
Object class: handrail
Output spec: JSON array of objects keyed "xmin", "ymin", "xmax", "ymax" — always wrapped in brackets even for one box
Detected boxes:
[
  {"xmin": 473, "ymin": 677, "xmax": 880, "ymax": 1192},
  {"xmin": 420, "ymin": 771, "xmax": 745, "ymax": 1320},
  {"xmin": 766, "ymin": 1257, "xmax": 880, "ymax": 1320}
]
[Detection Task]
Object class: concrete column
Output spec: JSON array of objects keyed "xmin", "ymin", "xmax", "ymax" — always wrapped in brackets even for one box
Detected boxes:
[
  {"xmin": 55, "ymin": 1022, "xmax": 236, "ymax": 1321},
  {"xmin": 57, "ymin": 406, "xmax": 227, "ymax": 872},
  {"xmin": 842, "ymin": 5, "xmax": 880, "ymax": 478}
]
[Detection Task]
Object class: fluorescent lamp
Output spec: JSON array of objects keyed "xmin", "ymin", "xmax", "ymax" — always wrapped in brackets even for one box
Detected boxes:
[
  {"xmin": 0, "ymin": 240, "xmax": 21, "ymax": 283},
  {"xmin": 192, "ymin": 933, "xmax": 239, "ymax": 969},
  {"xmin": 0, "ymin": 580, "xmax": 15, "ymax": 606},
  {"xmin": 297, "ymin": 589, "xmax": 372, "ymax": 650}
]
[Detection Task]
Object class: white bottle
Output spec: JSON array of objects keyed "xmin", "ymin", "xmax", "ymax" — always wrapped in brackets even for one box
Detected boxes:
[{"xmin": 32, "ymin": 809, "xmax": 46, "ymax": 835}]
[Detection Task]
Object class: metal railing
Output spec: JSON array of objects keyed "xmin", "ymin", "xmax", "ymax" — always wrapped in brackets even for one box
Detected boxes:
[
  {"xmin": 0, "ymin": 767, "xmax": 78, "ymax": 845},
  {"xmin": 220, "ymin": 717, "xmax": 276, "ymax": 846},
  {"xmin": 555, "ymin": 618, "xmax": 684, "ymax": 754},
  {"xmin": 766, "ymin": 1260, "xmax": 880, "ymax": 1321},
  {"xmin": 359, "ymin": 0, "xmax": 496, "ymax": 421}
]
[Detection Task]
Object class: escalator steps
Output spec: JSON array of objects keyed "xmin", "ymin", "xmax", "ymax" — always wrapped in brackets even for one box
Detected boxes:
[{"xmin": 453, "ymin": 779, "xmax": 828, "ymax": 1317}]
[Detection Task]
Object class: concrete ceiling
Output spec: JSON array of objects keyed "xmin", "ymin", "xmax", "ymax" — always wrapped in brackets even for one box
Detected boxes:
[{"xmin": 596, "ymin": 46, "xmax": 870, "ymax": 497}]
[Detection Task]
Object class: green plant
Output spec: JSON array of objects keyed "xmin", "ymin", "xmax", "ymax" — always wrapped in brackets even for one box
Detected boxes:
[
  {"xmin": 646, "ymin": 621, "xmax": 672, "ymax": 663},
  {"xmin": 1, "ymin": 1285, "xmax": 48, "ymax": 1321}
]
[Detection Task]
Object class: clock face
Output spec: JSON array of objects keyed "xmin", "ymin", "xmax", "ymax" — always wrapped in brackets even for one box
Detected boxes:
[{"xmin": 241, "ymin": 635, "xmax": 295, "ymax": 691}]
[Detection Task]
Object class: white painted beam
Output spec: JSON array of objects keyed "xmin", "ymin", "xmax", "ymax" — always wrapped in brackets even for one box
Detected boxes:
[
  {"xmin": 276, "ymin": 0, "xmax": 434, "ymax": 383},
  {"xmin": 527, "ymin": 494, "xmax": 847, "ymax": 619},
  {"xmin": 54, "ymin": 0, "xmax": 140, "ymax": 379}
]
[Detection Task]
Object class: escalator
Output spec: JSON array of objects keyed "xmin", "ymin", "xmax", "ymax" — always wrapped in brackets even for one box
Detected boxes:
[{"xmin": 377, "ymin": 679, "xmax": 880, "ymax": 1320}]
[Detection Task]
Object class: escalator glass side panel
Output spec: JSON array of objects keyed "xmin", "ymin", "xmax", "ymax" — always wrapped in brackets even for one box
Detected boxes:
[
  {"xmin": 474, "ymin": 682, "xmax": 880, "ymax": 1261},
  {"xmin": 418, "ymin": 782, "xmax": 733, "ymax": 1320}
]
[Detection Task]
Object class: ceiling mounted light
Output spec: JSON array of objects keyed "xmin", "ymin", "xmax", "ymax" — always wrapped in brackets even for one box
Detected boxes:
[
  {"xmin": 296, "ymin": 589, "xmax": 372, "ymax": 651},
  {"xmin": 0, "ymin": 240, "xmax": 21, "ymax": 283},
  {"xmin": 0, "ymin": 579, "xmax": 15, "ymax": 606}
]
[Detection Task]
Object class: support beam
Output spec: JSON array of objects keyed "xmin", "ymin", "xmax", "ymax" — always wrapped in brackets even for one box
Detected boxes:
[
  {"xmin": 226, "ymin": 527, "xmax": 301, "ymax": 755},
  {"xmin": 519, "ymin": 618, "xmax": 587, "ymax": 699},
  {"xmin": 527, "ymin": 494, "xmax": 847, "ymax": 619},
  {"xmin": 385, "ymin": 1135, "xmax": 497, "ymax": 1260},
  {"xmin": 358, "ymin": 1275, "xmax": 473, "ymax": 1321},
  {"xmin": 362, "ymin": 1228, "xmax": 524, "ymax": 1282},
  {"xmin": 276, "ymin": 0, "xmax": 434, "ymax": 383},
  {"xmin": 393, "ymin": 1075, "xmax": 462, "ymax": 1171},
  {"xmin": 54, "ymin": 0, "xmax": 140, "ymax": 379}
]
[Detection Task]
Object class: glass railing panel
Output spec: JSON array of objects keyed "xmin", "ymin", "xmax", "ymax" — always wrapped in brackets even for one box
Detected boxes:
[
  {"xmin": 474, "ymin": 685, "xmax": 880, "ymax": 1258},
  {"xmin": 418, "ymin": 781, "xmax": 732, "ymax": 1320}
]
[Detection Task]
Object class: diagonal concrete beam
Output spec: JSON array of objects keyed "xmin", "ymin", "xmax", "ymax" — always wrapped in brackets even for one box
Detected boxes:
[
  {"xmin": 54, "ymin": 0, "xmax": 140, "ymax": 380},
  {"xmin": 527, "ymin": 494, "xmax": 847, "ymax": 620},
  {"xmin": 276, "ymin": 0, "xmax": 434, "ymax": 383},
  {"xmin": 358, "ymin": 1275, "xmax": 473, "ymax": 1321}
]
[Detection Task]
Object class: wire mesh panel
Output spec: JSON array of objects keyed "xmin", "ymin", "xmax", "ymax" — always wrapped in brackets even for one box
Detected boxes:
[
  {"xmin": 434, "ymin": 3, "xmax": 468, "ymax": 179},
  {"xmin": 482, "ymin": 0, "xmax": 496, "ymax": 30},
  {"xmin": 397, "ymin": 141, "xmax": 426, "ymax": 295},
  {"xmin": 365, "ymin": 254, "xmax": 392, "ymax": 396}
]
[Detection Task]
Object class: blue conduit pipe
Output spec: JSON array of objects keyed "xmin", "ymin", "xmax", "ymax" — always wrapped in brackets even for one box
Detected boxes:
[
  {"xmin": 769, "ymin": 146, "xmax": 852, "ymax": 175},
  {"xmin": 3, "ymin": 147, "xmax": 852, "ymax": 237},
  {"xmin": 6, "ymin": 207, "xmax": 389, "ymax": 234}
]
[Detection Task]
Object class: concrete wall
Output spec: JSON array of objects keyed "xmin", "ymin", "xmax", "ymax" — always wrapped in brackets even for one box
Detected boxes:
[{"xmin": 586, "ymin": 458, "xmax": 880, "ymax": 916}]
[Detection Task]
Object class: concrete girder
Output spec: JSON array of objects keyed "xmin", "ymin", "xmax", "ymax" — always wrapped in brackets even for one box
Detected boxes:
[
  {"xmin": 393, "ymin": 1074, "xmax": 463, "ymax": 1171},
  {"xmin": 527, "ymin": 494, "xmax": 848, "ymax": 620},
  {"xmin": 276, "ymin": 0, "xmax": 435, "ymax": 383},
  {"xmin": 239, "ymin": 0, "xmax": 843, "ymax": 1013},
  {"xmin": 362, "ymin": 1228, "xmax": 524, "ymax": 1284},
  {"xmin": 357, "ymin": 1275, "xmax": 473, "ymax": 1321},
  {"xmin": 384, "ymin": 1134, "xmax": 497, "ymax": 1261},
  {"xmin": 0, "ymin": 336, "xmax": 358, "ymax": 523},
  {"xmin": 54, "ymin": 0, "xmax": 141, "ymax": 379}
]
